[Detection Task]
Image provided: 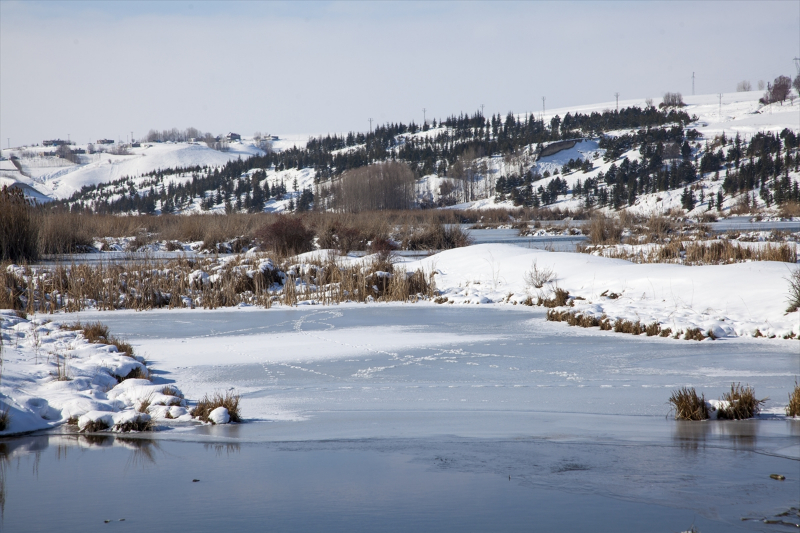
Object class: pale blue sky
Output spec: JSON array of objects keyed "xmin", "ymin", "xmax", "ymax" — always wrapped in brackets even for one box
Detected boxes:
[{"xmin": 1, "ymin": 1, "xmax": 797, "ymax": 146}]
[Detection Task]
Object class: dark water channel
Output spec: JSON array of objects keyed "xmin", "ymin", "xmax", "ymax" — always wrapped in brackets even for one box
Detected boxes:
[{"xmin": 2, "ymin": 423, "xmax": 798, "ymax": 533}]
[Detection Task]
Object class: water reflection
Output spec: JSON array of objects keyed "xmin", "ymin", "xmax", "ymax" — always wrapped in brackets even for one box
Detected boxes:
[
  {"xmin": 204, "ymin": 442, "xmax": 241, "ymax": 456},
  {"xmin": 672, "ymin": 420, "xmax": 762, "ymax": 453}
]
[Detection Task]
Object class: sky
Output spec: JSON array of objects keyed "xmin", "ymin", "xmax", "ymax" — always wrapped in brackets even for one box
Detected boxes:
[{"xmin": 1, "ymin": 0, "xmax": 798, "ymax": 147}]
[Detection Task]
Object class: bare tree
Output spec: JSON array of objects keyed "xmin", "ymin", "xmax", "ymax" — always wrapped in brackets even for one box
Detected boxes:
[
  {"xmin": 736, "ymin": 80, "xmax": 752, "ymax": 92},
  {"xmin": 329, "ymin": 161, "xmax": 416, "ymax": 212},
  {"xmin": 757, "ymin": 80, "xmax": 765, "ymax": 90},
  {"xmin": 793, "ymin": 74, "xmax": 800, "ymax": 96},
  {"xmin": 660, "ymin": 92, "xmax": 685, "ymax": 108}
]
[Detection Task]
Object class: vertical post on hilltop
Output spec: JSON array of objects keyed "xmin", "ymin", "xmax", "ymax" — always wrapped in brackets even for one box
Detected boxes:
[
  {"xmin": 480, "ymin": 104, "xmax": 484, "ymax": 117},
  {"xmin": 718, "ymin": 93, "xmax": 723, "ymax": 120},
  {"xmin": 542, "ymin": 96, "xmax": 546, "ymax": 121},
  {"xmin": 615, "ymin": 92, "xmax": 620, "ymax": 112},
  {"xmin": 692, "ymin": 72, "xmax": 695, "ymax": 96},
  {"xmin": 422, "ymin": 108, "xmax": 426, "ymax": 125}
]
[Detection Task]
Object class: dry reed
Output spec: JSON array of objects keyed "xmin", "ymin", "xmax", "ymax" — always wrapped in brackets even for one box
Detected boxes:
[
  {"xmin": 669, "ymin": 387, "xmax": 709, "ymax": 421},
  {"xmin": 716, "ymin": 383, "xmax": 766, "ymax": 420}
]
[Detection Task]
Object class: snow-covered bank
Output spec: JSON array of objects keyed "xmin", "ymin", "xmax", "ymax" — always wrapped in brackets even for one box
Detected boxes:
[
  {"xmin": 406, "ymin": 243, "xmax": 799, "ymax": 339},
  {"xmin": 0, "ymin": 311, "xmax": 195, "ymax": 435}
]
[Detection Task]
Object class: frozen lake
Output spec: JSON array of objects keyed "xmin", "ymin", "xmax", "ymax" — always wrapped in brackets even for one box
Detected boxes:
[
  {"xmin": 66, "ymin": 305, "xmax": 797, "ymax": 426},
  {"xmin": 9, "ymin": 305, "xmax": 799, "ymax": 531}
]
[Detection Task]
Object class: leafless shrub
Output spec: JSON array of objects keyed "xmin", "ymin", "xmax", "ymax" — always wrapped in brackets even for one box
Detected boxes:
[
  {"xmin": 255, "ymin": 216, "xmax": 314, "ymax": 255},
  {"xmin": 736, "ymin": 80, "xmax": 752, "ymax": 92},
  {"xmin": 716, "ymin": 383, "xmax": 766, "ymax": 420},
  {"xmin": 523, "ymin": 260, "xmax": 555, "ymax": 289},
  {"xmin": 786, "ymin": 268, "xmax": 800, "ymax": 313},
  {"xmin": 669, "ymin": 387, "xmax": 709, "ymax": 420},
  {"xmin": 191, "ymin": 391, "xmax": 241, "ymax": 423}
]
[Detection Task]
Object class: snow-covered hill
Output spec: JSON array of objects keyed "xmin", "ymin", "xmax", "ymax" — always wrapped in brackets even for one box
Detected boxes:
[{"xmin": 5, "ymin": 89, "xmax": 799, "ymax": 217}]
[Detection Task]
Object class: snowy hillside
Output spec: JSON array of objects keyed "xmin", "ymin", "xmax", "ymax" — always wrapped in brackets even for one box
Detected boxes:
[{"xmin": 7, "ymin": 89, "xmax": 800, "ymax": 217}]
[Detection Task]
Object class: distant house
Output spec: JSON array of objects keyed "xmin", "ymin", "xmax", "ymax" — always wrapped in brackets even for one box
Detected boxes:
[
  {"xmin": 226, "ymin": 132, "xmax": 241, "ymax": 141},
  {"xmin": 96, "ymin": 139, "xmax": 115, "ymax": 145},
  {"xmin": 42, "ymin": 139, "xmax": 68, "ymax": 147}
]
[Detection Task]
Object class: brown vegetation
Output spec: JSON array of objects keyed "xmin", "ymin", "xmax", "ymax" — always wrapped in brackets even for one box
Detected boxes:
[
  {"xmin": 786, "ymin": 380, "xmax": 800, "ymax": 417},
  {"xmin": 669, "ymin": 387, "xmax": 709, "ymax": 420},
  {"xmin": 62, "ymin": 322, "xmax": 134, "ymax": 357},
  {"xmin": 716, "ymin": 383, "xmax": 766, "ymax": 420},
  {"xmin": 191, "ymin": 391, "xmax": 241, "ymax": 423}
]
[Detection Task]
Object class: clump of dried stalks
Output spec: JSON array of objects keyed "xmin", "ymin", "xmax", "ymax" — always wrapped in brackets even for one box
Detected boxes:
[
  {"xmin": 62, "ymin": 321, "xmax": 134, "ymax": 357},
  {"xmin": 716, "ymin": 383, "xmax": 766, "ymax": 420},
  {"xmin": 669, "ymin": 387, "xmax": 709, "ymax": 421},
  {"xmin": 537, "ymin": 288, "xmax": 571, "ymax": 308},
  {"xmin": 786, "ymin": 380, "xmax": 800, "ymax": 417},
  {"xmin": 191, "ymin": 391, "xmax": 241, "ymax": 423}
]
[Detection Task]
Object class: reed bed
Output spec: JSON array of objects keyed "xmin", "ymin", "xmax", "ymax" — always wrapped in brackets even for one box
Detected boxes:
[
  {"xmin": 0, "ymin": 251, "xmax": 436, "ymax": 313},
  {"xmin": 581, "ymin": 240, "xmax": 797, "ymax": 265}
]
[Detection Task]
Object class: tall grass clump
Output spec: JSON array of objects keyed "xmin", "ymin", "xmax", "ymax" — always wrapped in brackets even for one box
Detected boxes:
[
  {"xmin": 63, "ymin": 322, "xmax": 134, "ymax": 357},
  {"xmin": 588, "ymin": 213, "xmax": 623, "ymax": 245},
  {"xmin": 669, "ymin": 387, "xmax": 709, "ymax": 420},
  {"xmin": 786, "ymin": 380, "xmax": 800, "ymax": 417},
  {"xmin": 0, "ymin": 186, "xmax": 39, "ymax": 262},
  {"xmin": 191, "ymin": 391, "xmax": 241, "ymax": 423},
  {"xmin": 716, "ymin": 383, "xmax": 766, "ymax": 420}
]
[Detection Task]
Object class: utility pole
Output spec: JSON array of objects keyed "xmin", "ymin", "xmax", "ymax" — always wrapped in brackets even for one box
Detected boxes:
[
  {"xmin": 368, "ymin": 118, "xmax": 373, "ymax": 135},
  {"xmin": 480, "ymin": 104, "xmax": 484, "ymax": 117},
  {"xmin": 7, "ymin": 138, "xmax": 9, "ymax": 149},
  {"xmin": 542, "ymin": 96, "xmax": 546, "ymax": 121},
  {"xmin": 718, "ymin": 93, "xmax": 723, "ymax": 120},
  {"xmin": 614, "ymin": 92, "xmax": 620, "ymax": 112},
  {"xmin": 422, "ymin": 108, "xmax": 426, "ymax": 124},
  {"xmin": 692, "ymin": 72, "xmax": 695, "ymax": 96},
  {"xmin": 131, "ymin": 131, "xmax": 134, "ymax": 143}
]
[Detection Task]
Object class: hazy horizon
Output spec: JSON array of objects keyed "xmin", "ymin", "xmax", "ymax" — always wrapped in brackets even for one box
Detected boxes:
[{"xmin": 1, "ymin": 0, "xmax": 798, "ymax": 147}]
